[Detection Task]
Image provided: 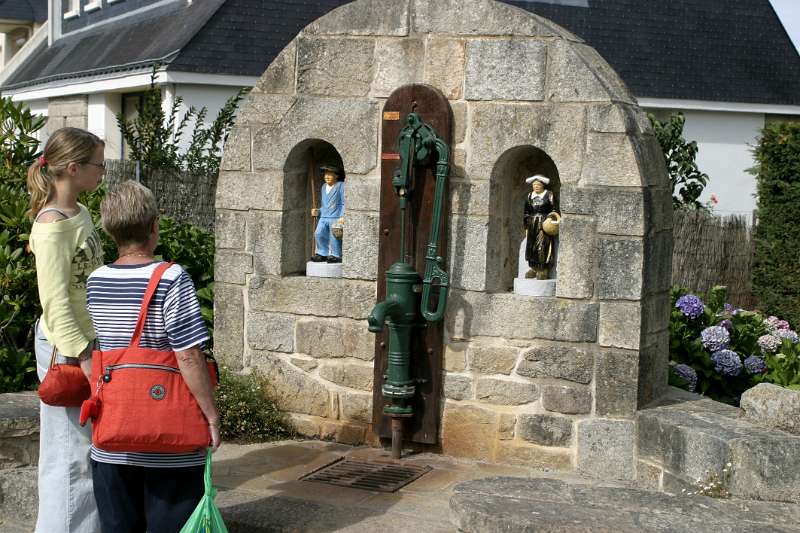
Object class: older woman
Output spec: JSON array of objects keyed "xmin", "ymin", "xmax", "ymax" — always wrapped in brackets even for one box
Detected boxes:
[{"xmin": 86, "ymin": 181, "xmax": 219, "ymax": 532}]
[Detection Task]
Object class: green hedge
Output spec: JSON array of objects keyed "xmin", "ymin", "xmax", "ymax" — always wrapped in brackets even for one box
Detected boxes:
[{"xmin": 752, "ymin": 122, "xmax": 800, "ymax": 329}]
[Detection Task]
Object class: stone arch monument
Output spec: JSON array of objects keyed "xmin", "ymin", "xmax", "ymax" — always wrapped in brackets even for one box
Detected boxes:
[{"xmin": 215, "ymin": 0, "xmax": 672, "ymax": 481}]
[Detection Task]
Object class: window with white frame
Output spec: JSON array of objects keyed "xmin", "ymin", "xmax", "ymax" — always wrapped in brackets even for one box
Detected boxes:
[
  {"xmin": 85, "ymin": 0, "xmax": 103, "ymax": 12},
  {"xmin": 64, "ymin": 0, "xmax": 81, "ymax": 19}
]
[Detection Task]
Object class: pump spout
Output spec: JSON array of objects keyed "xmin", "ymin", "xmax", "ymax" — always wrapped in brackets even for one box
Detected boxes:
[{"xmin": 368, "ymin": 298, "xmax": 401, "ymax": 332}]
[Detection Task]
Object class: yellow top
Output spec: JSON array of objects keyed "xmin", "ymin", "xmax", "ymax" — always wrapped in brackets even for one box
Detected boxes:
[{"xmin": 29, "ymin": 204, "xmax": 104, "ymax": 358}]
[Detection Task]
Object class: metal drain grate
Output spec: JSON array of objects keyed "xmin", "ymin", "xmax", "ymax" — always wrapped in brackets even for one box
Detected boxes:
[{"xmin": 300, "ymin": 458, "xmax": 431, "ymax": 493}]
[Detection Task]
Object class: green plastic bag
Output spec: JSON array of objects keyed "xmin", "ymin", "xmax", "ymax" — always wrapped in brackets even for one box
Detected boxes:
[{"xmin": 179, "ymin": 450, "xmax": 229, "ymax": 533}]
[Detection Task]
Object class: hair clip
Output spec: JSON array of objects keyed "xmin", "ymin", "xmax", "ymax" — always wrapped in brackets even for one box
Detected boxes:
[{"xmin": 38, "ymin": 156, "xmax": 47, "ymax": 166}]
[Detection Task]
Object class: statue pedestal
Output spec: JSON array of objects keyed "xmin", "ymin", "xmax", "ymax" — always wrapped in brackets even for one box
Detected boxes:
[
  {"xmin": 306, "ymin": 261, "xmax": 343, "ymax": 278},
  {"xmin": 513, "ymin": 278, "xmax": 556, "ymax": 297}
]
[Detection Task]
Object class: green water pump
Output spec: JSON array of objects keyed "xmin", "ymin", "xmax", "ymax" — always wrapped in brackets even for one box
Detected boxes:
[{"xmin": 368, "ymin": 111, "xmax": 450, "ymax": 459}]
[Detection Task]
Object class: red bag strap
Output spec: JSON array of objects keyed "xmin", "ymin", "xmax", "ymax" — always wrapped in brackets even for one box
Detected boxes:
[{"xmin": 130, "ymin": 262, "xmax": 174, "ymax": 348}]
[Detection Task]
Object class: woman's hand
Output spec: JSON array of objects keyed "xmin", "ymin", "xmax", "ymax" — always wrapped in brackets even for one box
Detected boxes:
[{"xmin": 208, "ymin": 421, "xmax": 221, "ymax": 452}]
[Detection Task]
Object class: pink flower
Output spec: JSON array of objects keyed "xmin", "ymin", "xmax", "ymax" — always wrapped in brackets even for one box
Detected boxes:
[{"xmin": 710, "ymin": 194, "xmax": 719, "ymax": 204}]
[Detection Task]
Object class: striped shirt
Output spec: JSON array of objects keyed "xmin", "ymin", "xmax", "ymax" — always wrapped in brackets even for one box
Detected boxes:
[{"xmin": 86, "ymin": 261, "xmax": 209, "ymax": 468}]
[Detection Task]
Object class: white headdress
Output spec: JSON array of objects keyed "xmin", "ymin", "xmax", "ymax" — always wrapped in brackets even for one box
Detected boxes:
[{"xmin": 525, "ymin": 175, "xmax": 550, "ymax": 185}]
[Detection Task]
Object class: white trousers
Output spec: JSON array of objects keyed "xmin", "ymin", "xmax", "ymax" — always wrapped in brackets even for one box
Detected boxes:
[{"xmin": 34, "ymin": 320, "xmax": 100, "ymax": 533}]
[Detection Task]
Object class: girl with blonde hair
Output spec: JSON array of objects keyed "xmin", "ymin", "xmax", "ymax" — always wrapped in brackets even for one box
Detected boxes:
[{"xmin": 27, "ymin": 126, "xmax": 105, "ymax": 533}]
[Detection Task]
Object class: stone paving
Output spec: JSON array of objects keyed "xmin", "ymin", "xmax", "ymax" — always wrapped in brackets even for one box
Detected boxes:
[{"xmin": 3, "ymin": 438, "xmax": 800, "ymax": 531}]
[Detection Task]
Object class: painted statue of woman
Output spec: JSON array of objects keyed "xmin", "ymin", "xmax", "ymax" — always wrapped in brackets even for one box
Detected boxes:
[{"xmin": 523, "ymin": 175, "xmax": 559, "ymax": 279}]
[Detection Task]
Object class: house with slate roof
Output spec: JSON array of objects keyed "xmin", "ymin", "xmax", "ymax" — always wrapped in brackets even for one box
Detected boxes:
[
  {"xmin": 1, "ymin": 0, "xmax": 798, "ymax": 218},
  {"xmin": 0, "ymin": 0, "xmax": 47, "ymax": 74}
]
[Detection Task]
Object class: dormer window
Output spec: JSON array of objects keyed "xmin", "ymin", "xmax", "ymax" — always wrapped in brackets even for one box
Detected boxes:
[
  {"xmin": 85, "ymin": 0, "xmax": 103, "ymax": 13},
  {"xmin": 64, "ymin": 0, "xmax": 81, "ymax": 19}
]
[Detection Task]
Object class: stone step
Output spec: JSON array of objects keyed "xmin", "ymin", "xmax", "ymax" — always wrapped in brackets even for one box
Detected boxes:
[
  {"xmin": 0, "ymin": 467, "xmax": 37, "ymax": 529},
  {"xmin": 450, "ymin": 477, "xmax": 800, "ymax": 533},
  {"xmin": 637, "ymin": 387, "xmax": 800, "ymax": 503}
]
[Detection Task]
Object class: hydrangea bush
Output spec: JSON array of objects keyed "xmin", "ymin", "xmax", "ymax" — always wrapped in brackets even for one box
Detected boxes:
[{"xmin": 670, "ymin": 286, "xmax": 800, "ymax": 403}]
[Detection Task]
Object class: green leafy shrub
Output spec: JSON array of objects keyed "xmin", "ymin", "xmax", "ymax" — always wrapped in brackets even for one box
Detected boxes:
[
  {"xmin": 0, "ymin": 97, "xmax": 46, "ymax": 391},
  {"xmin": 117, "ymin": 67, "xmax": 247, "ymax": 176},
  {"xmin": 215, "ymin": 367, "xmax": 294, "ymax": 442},
  {"xmin": 649, "ymin": 113, "xmax": 710, "ymax": 210},
  {"xmin": 751, "ymin": 122, "xmax": 800, "ymax": 330}
]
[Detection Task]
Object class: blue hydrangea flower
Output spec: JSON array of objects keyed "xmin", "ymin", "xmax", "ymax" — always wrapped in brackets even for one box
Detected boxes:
[
  {"xmin": 675, "ymin": 295, "xmax": 704, "ymax": 319},
  {"xmin": 758, "ymin": 334, "xmax": 781, "ymax": 354},
  {"xmin": 719, "ymin": 319, "xmax": 733, "ymax": 332},
  {"xmin": 671, "ymin": 364, "xmax": 698, "ymax": 392},
  {"xmin": 701, "ymin": 326, "xmax": 730, "ymax": 352},
  {"xmin": 743, "ymin": 355, "xmax": 767, "ymax": 375},
  {"xmin": 723, "ymin": 303, "xmax": 734, "ymax": 314},
  {"xmin": 711, "ymin": 350, "xmax": 742, "ymax": 377},
  {"xmin": 775, "ymin": 329, "xmax": 800, "ymax": 344}
]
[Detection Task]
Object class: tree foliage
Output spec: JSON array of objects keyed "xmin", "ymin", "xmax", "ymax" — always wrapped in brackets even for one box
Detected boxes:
[
  {"xmin": 751, "ymin": 122, "xmax": 800, "ymax": 329},
  {"xmin": 649, "ymin": 113, "xmax": 710, "ymax": 210},
  {"xmin": 116, "ymin": 66, "xmax": 247, "ymax": 176}
]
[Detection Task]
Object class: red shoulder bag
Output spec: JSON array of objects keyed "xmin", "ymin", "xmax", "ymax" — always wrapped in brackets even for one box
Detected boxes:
[{"xmin": 79, "ymin": 262, "xmax": 218, "ymax": 453}]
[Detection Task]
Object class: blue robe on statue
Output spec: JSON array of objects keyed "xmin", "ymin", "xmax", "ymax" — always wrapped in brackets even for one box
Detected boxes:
[{"xmin": 315, "ymin": 181, "xmax": 345, "ymax": 258}]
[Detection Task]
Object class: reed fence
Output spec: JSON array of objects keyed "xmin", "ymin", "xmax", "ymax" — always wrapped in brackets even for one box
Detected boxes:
[{"xmin": 671, "ymin": 209, "xmax": 756, "ymax": 308}]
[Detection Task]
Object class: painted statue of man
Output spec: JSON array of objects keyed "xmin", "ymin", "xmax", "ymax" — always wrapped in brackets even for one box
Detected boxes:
[{"xmin": 310, "ymin": 165, "xmax": 345, "ymax": 263}]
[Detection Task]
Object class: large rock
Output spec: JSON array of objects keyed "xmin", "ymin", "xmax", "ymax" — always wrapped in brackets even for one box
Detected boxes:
[
  {"xmin": 214, "ymin": 283, "xmax": 245, "ymax": 369},
  {"xmin": 251, "ymin": 96, "xmax": 379, "ymax": 174},
  {"xmin": 598, "ymin": 302, "xmax": 641, "ymax": 350},
  {"xmin": 338, "ymin": 391, "xmax": 372, "ymax": 423},
  {"xmin": 247, "ymin": 312, "xmax": 295, "ymax": 353},
  {"xmin": 516, "ymin": 344, "xmax": 593, "ymax": 384},
  {"xmin": 424, "ymin": 38, "xmax": 465, "ymax": 100},
  {"xmin": 554, "ymin": 215, "xmax": 596, "ymax": 299},
  {"xmin": 216, "ymin": 209, "xmax": 247, "ymax": 250},
  {"xmin": 740, "ymin": 383, "xmax": 800, "ymax": 436},
  {"xmin": 254, "ymin": 41, "xmax": 296, "ymax": 95},
  {"xmin": 468, "ymin": 102, "xmax": 586, "ymax": 185},
  {"xmin": 443, "ymin": 373, "xmax": 473, "ymax": 401},
  {"xmin": 637, "ymin": 391, "xmax": 800, "ymax": 503},
  {"xmin": 541, "ymin": 384, "xmax": 592, "ymax": 415},
  {"xmin": 450, "ymin": 477, "xmax": 800, "ymax": 533},
  {"xmin": 445, "ymin": 290, "xmax": 599, "ymax": 342},
  {"xmin": 475, "ymin": 378, "xmax": 538, "ymax": 405},
  {"xmin": 259, "ymin": 357, "xmax": 331, "ymax": 417},
  {"xmin": 295, "ymin": 317, "xmax": 375, "ymax": 361},
  {"xmin": 319, "ymin": 363, "xmax": 374, "ymax": 391},
  {"xmin": 595, "ymin": 349, "xmax": 639, "ymax": 417},
  {"xmin": 547, "ymin": 40, "xmax": 634, "ymax": 103},
  {"xmin": 248, "ymin": 276, "xmax": 376, "ymax": 319},
  {"xmin": 341, "ymin": 212, "xmax": 380, "ymax": 281},
  {"xmin": 517, "ymin": 414, "xmax": 573, "ymax": 446},
  {"xmin": 296, "ymin": 37, "xmax": 375, "ymax": 97},
  {"xmin": 304, "ymin": 0, "xmax": 410, "ymax": 36},
  {"xmin": 0, "ymin": 392, "xmax": 39, "ymax": 469},
  {"xmin": 412, "ymin": 0, "xmax": 565, "ymax": 38},
  {"xmin": 577, "ymin": 418, "xmax": 635, "ymax": 480},
  {"xmin": 598, "ymin": 238, "xmax": 644, "ymax": 300},
  {"xmin": 465, "ymin": 40, "xmax": 546, "ymax": 101},
  {"xmin": 441, "ymin": 403, "xmax": 499, "ymax": 460},
  {"xmin": 371, "ymin": 38, "xmax": 423, "ymax": 97},
  {"xmin": 467, "ymin": 343, "xmax": 518, "ymax": 375}
]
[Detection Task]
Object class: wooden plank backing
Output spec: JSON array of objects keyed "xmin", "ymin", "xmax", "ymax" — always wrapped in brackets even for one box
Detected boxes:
[{"xmin": 371, "ymin": 84, "xmax": 452, "ymax": 444}]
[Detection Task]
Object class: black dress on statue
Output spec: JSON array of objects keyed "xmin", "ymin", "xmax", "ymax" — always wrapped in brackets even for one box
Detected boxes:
[{"xmin": 523, "ymin": 190, "xmax": 554, "ymax": 270}]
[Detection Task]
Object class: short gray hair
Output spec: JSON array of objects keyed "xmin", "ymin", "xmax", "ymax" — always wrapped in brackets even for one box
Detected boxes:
[{"xmin": 101, "ymin": 181, "xmax": 159, "ymax": 247}]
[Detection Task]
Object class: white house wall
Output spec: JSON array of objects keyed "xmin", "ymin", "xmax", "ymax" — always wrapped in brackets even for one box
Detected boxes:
[{"xmin": 87, "ymin": 92, "xmax": 122, "ymax": 159}]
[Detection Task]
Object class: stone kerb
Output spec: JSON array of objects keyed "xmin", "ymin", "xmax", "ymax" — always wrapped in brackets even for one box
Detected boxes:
[{"xmin": 215, "ymin": 0, "xmax": 670, "ymax": 472}]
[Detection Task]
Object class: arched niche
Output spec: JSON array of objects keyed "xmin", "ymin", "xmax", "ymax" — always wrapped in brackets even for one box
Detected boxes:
[
  {"xmin": 282, "ymin": 139, "xmax": 345, "ymax": 275},
  {"xmin": 489, "ymin": 145, "xmax": 560, "ymax": 292}
]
